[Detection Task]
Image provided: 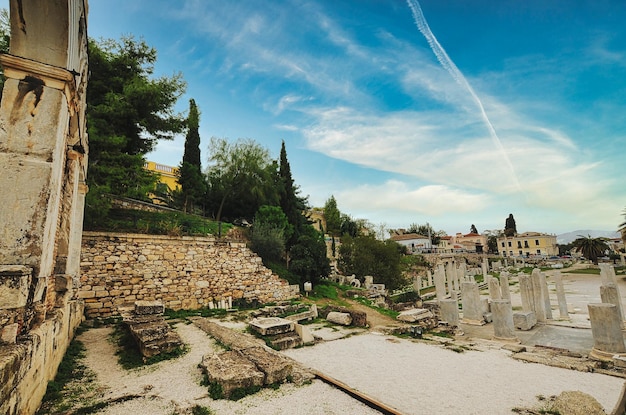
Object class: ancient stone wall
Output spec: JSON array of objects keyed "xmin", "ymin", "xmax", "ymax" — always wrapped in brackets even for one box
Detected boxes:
[
  {"xmin": 80, "ymin": 232, "xmax": 299, "ymax": 318},
  {"xmin": 0, "ymin": 1, "xmax": 89, "ymax": 414}
]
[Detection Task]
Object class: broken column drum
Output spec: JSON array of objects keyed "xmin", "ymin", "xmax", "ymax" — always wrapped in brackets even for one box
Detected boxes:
[
  {"xmin": 461, "ymin": 281, "xmax": 484, "ymax": 325},
  {"xmin": 600, "ymin": 284, "xmax": 625, "ymax": 328},
  {"xmin": 491, "ymin": 299, "xmax": 519, "ymax": 342},
  {"xmin": 439, "ymin": 298, "xmax": 459, "ymax": 327},
  {"xmin": 588, "ymin": 303, "xmax": 626, "ymax": 361}
]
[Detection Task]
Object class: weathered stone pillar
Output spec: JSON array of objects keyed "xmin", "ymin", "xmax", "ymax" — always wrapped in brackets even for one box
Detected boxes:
[
  {"xmin": 500, "ymin": 272, "xmax": 511, "ymax": 301},
  {"xmin": 600, "ymin": 264, "xmax": 624, "ymax": 321},
  {"xmin": 482, "ymin": 258, "xmax": 490, "ymax": 284},
  {"xmin": 434, "ymin": 265, "xmax": 447, "ymax": 301},
  {"xmin": 552, "ymin": 271, "xmax": 569, "ymax": 320},
  {"xmin": 492, "ymin": 299, "xmax": 519, "ymax": 342},
  {"xmin": 588, "ymin": 303, "xmax": 626, "ymax": 361},
  {"xmin": 488, "ymin": 278, "xmax": 502, "ymax": 300},
  {"xmin": 461, "ymin": 281, "xmax": 484, "ymax": 325},
  {"xmin": 530, "ymin": 269, "xmax": 547, "ymax": 322},
  {"xmin": 601, "ymin": 284, "xmax": 625, "ymax": 329},
  {"xmin": 539, "ymin": 272, "xmax": 553, "ymax": 320},
  {"xmin": 439, "ymin": 298, "xmax": 459, "ymax": 327},
  {"xmin": 519, "ymin": 274, "xmax": 534, "ymax": 313}
]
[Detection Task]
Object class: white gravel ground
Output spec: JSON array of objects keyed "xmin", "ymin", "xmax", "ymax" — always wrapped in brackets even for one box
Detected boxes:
[
  {"xmin": 80, "ymin": 323, "xmax": 380, "ymax": 415},
  {"xmin": 78, "ymin": 320, "xmax": 625, "ymax": 415}
]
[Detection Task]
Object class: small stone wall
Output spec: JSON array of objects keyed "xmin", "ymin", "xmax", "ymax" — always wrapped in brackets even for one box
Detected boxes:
[
  {"xmin": 0, "ymin": 301, "xmax": 83, "ymax": 415},
  {"xmin": 80, "ymin": 232, "xmax": 299, "ymax": 318}
]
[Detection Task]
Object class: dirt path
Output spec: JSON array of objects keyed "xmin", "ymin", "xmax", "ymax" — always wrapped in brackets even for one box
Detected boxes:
[{"xmin": 341, "ymin": 298, "xmax": 399, "ymax": 329}]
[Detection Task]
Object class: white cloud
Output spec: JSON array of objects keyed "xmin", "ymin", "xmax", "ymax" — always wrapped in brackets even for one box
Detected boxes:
[{"xmin": 336, "ymin": 181, "xmax": 489, "ymax": 215}]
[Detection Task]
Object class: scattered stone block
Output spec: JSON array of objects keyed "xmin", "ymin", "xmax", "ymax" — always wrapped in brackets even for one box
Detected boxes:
[
  {"xmin": 242, "ymin": 347, "xmax": 293, "ymax": 385},
  {"xmin": 0, "ymin": 323, "xmax": 18, "ymax": 344},
  {"xmin": 268, "ymin": 333, "xmax": 302, "ymax": 350},
  {"xmin": 0, "ymin": 265, "xmax": 31, "ymax": 309},
  {"xmin": 396, "ymin": 308, "xmax": 434, "ymax": 323},
  {"xmin": 483, "ymin": 312, "xmax": 493, "ymax": 323},
  {"xmin": 326, "ymin": 311, "xmax": 352, "ymax": 326},
  {"xmin": 294, "ymin": 323, "xmax": 315, "ymax": 345},
  {"xmin": 249, "ymin": 317, "xmax": 294, "ymax": 336},
  {"xmin": 502, "ymin": 344, "xmax": 526, "ymax": 353},
  {"xmin": 134, "ymin": 300, "xmax": 165, "ymax": 315},
  {"xmin": 613, "ymin": 355, "xmax": 626, "ymax": 369},
  {"xmin": 123, "ymin": 301, "xmax": 183, "ymax": 359},
  {"xmin": 200, "ymin": 351, "xmax": 265, "ymax": 399},
  {"xmin": 513, "ymin": 311, "xmax": 537, "ymax": 331}
]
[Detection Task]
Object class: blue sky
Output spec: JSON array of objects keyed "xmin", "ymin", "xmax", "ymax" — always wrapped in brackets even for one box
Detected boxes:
[{"xmin": 81, "ymin": 1, "xmax": 626, "ymax": 235}]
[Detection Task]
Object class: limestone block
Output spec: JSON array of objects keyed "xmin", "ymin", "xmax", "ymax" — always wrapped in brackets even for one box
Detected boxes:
[
  {"xmin": 249, "ymin": 317, "xmax": 294, "ymax": 336},
  {"xmin": 483, "ymin": 312, "xmax": 493, "ymax": 323},
  {"xmin": 294, "ymin": 323, "xmax": 315, "ymax": 344},
  {"xmin": 0, "ymin": 266, "xmax": 32, "ymax": 309},
  {"xmin": 396, "ymin": 308, "xmax": 434, "ymax": 323},
  {"xmin": 326, "ymin": 311, "xmax": 352, "ymax": 326},
  {"xmin": 242, "ymin": 347, "xmax": 293, "ymax": 385},
  {"xmin": 54, "ymin": 274, "xmax": 72, "ymax": 292},
  {"xmin": 201, "ymin": 351, "xmax": 265, "ymax": 399},
  {"xmin": 0, "ymin": 323, "xmax": 18, "ymax": 344},
  {"xmin": 513, "ymin": 311, "xmax": 537, "ymax": 331},
  {"xmin": 134, "ymin": 300, "xmax": 165, "ymax": 315}
]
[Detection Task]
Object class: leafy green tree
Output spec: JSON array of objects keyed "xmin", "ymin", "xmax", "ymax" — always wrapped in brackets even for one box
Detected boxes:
[
  {"xmin": 323, "ymin": 195, "xmax": 341, "ymax": 236},
  {"xmin": 483, "ymin": 229, "xmax": 503, "ymax": 254},
  {"xmin": 278, "ymin": 141, "xmax": 309, "ymax": 247},
  {"xmin": 407, "ymin": 223, "xmax": 441, "ymax": 245},
  {"xmin": 338, "ymin": 235, "xmax": 406, "ymax": 290},
  {"xmin": 289, "ymin": 225, "xmax": 330, "ymax": 287},
  {"xmin": 504, "ymin": 213, "xmax": 517, "ymax": 237},
  {"xmin": 85, "ymin": 37, "xmax": 186, "ymax": 224},
  {"xmin": 178, "ymin": 99, "xmax": 206, "ymax": 213},
  {"xmin": 340, "ymin": 214, "xmax": 359, "ymax": 238},
  {"xmin": 470, "ymin": 224, "xmax": 478, "ymax": 234},
  {"xmin": 572, "ymin": 235, "xmax": 610, "ymax": 265},
  {"xmin": 250, "ymin": 223, "xmax": 286, "ymax": 264},
  {"xmin": 205, "ymin": 137, "xmax": 277, "ymax": 236}
]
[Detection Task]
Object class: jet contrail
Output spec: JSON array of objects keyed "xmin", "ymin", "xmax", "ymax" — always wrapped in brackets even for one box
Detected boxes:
[{"xmin": 406, "ymin": 0, "xmax": 521, "ymax": 191}]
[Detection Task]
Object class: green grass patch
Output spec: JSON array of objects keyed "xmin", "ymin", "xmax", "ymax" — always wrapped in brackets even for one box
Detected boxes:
[
  {"xmin": 264, "ymin": 260, "xmax": 300, "ymax": 286},
  {"xmin": 85, "ymin": 208, "xmax": 232, "ymax": 236},
  {"xmin": 164, "ymin": 308, "xmax": 228, "ymax": 319},
  {"xmin": 353, "ymin": 297, "xmax": 399, "ymax": 319},
  {"xmin": 191, "ymin": 405, "xmax": 215, "ymax": 415},
  {"xmin": 41, "ymin": 339, "xmax": 88, "ymax": 405},
  {"xmin": 565, "ymin": 268, "xmax": 601, "ymax": 275},
  {"xmin": 38, "ymin": 326, "xmax": 102, "ymax": 414}
]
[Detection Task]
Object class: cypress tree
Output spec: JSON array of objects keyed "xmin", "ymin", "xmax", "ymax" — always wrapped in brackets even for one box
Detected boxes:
[
  {"xmin": 278, "ymin": 141, "xmax": 307, "ymax": 248},
  {"xmin": 179, "ymin": 99, "xmax": 206, "ymax": 213}
]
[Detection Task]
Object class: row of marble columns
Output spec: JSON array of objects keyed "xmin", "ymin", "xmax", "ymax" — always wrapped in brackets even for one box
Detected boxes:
[{"xmin": 437, "ymin": 263, "xmax": 626, "ymax": 359}]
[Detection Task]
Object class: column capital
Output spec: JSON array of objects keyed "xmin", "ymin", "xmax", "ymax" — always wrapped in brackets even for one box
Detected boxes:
[{"xmin": 0, "ymin": 53, "xmax": 79, "ymax": 115}]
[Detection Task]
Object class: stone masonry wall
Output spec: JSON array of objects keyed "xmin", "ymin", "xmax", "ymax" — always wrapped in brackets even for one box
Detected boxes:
[{"xmin": 80, "ymin": 232, "xmax": 299, "ymax": 318}]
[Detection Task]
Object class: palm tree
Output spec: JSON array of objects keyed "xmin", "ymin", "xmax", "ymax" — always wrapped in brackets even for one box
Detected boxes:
[{"xmin": 571, "ymin": 235, "xmax": 610, "ymax": 265}]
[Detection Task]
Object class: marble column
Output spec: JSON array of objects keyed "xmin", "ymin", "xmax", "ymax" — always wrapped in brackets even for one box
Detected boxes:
[
  {"xmin": 588, "ymin": 303, "xmax": 626, "ymax": 361},
  {"xmin": 600, "ymin": 284, "xmax": 625, "ymax": 329},
  {"xmin": 530, "ymin": 269, "xmax": 547, "ymax": 322},
  {"xmin": 439, "ymin": 298, "xmax": 459, "ymax": 327},
  {"xmin": 492, "ymin": 299, "xmax": 519, "ymax": 342},
  {"xmin": 500, "ymin": 272, "xmax": 511, "ymax": 302},
  {"xmin": 552, "ymin": 271, "xmax": 569, "ymax": 320},
  {"xmin": 461, "ymin": 281, "xmax": 484, "ymax": 325}
]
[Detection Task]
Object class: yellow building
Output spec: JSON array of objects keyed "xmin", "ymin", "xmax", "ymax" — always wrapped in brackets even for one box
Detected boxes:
[
  {"xmin": 497, "ymin": 232, "xmax": 558, "ymax": 258},
  {"xmin": 144, "ymin": 161, "xmax": 180, "ymax": 204}
]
